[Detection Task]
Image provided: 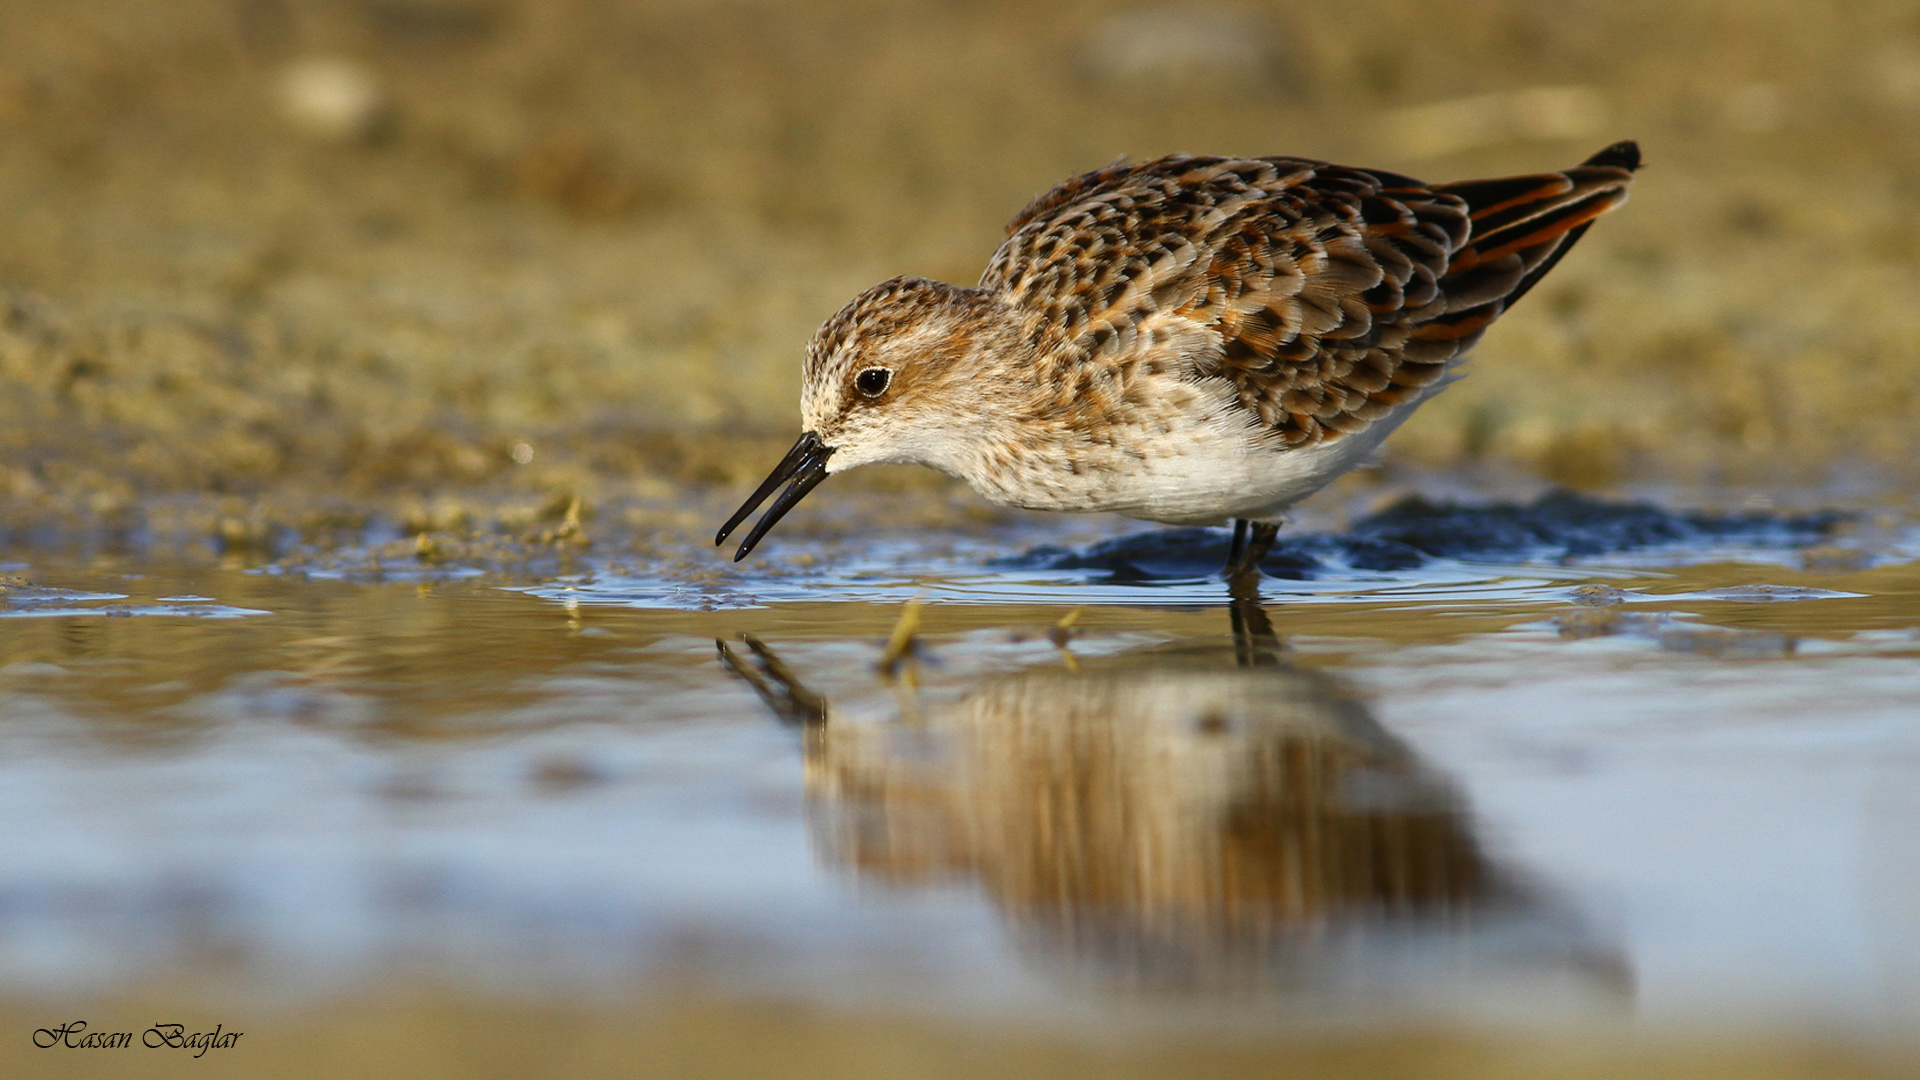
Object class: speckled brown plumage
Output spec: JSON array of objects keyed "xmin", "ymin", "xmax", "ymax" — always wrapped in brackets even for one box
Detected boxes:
[
  {"xmin": 980, "ymin": 142, "xmax": 1639, "ymax": 448},
  {"xmin": 719, "ymin": 142, "xmax": 1640, "ymax": 562}
]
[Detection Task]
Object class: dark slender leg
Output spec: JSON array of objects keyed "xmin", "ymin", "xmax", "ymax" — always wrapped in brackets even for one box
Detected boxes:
[{"xmin": 1224, "ymin": 520, "xmax": 1280, "ymax": 581}]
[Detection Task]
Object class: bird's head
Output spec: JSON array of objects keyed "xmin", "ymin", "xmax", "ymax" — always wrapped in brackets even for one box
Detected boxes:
[{"xmin": 717, "ymin": 277, "xmax": 1022, "ymax": 560}]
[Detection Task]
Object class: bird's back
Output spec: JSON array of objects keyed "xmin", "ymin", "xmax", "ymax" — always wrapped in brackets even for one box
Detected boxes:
[{"xmin": 979, "ymin": 143, "xmax": 1640, "ymax": 451}]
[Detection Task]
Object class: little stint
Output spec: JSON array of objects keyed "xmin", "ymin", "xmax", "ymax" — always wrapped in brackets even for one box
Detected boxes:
[{"xmin": 719, "ymin": 142, "xmax": 1641, "ymax": 575}]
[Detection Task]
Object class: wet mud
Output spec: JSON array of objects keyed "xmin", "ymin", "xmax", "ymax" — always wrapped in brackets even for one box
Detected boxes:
[{"xmin": 1010, "ymin": 489, "xmax": 1844, "ymax": 580}]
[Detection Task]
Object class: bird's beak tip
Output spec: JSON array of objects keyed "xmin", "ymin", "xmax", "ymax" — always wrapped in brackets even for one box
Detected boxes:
[{"xmin": 716, "ymin": 431, "xmax": 836, "ymax": 561}]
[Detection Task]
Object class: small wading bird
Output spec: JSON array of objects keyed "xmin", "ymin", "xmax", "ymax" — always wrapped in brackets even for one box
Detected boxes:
[{"xmin": 718, "ymin": 142, "xmax": 1640, "ymax": 576}]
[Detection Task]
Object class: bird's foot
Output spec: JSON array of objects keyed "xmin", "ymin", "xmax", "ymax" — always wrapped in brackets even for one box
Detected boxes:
[{"xmin": 1222, "ymin": 519, "xmax": 1280, "ymax": 582}]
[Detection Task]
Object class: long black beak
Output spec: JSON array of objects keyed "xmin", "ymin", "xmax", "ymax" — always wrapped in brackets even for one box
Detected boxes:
[{"xmin": 715, "ymin": 431, "xmax": 835, "ymax": 561}]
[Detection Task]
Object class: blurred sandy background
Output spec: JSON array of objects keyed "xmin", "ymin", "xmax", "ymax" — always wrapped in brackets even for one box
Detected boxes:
[{"xmin": 0, "ymin": 0, "xmax": 1916, "ymax": 511}]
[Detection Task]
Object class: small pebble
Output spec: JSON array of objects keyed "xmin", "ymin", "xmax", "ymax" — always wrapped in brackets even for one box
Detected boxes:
[
  {"xmin": 277, "ymin": 57, "xmax": 390, "ymax": 143},
  {"xmin": 1569, "ymin": 584, "xmax": 1628, "ymax": 607}
]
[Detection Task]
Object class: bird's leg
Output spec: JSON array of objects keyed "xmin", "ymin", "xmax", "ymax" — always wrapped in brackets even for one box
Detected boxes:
[
  {"xmin": 1223, "ymin": 520, "xmax": 1280, "ymax": 581},
  {"xmin": 1226, "ymin": 518, "xmax": 1249, "ymax": 569},
  {"xmin": 1244, "ymin": 521, "xmax": 1280, "ymax": 567}
]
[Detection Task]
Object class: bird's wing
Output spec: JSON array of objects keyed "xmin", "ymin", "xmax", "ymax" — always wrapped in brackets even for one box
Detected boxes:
[{"xmin": 981, "ymin": 145, "xmax": 1637, "ymax": 447}]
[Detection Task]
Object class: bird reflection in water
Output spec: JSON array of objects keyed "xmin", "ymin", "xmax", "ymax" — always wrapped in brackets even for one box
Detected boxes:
[{"xmin": 719, "ymin": 596, "xmax": 1623, "ymax": 999}]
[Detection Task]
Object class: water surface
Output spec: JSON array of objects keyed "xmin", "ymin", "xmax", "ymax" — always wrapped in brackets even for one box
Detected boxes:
[{"xmin": 1, "ymin": 491, "xmax": 1917, "ymax": 1077}]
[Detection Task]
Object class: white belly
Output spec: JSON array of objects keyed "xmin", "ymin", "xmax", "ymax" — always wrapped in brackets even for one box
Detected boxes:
[
  {"xmin": 1103, "ymin": 424, "xmax": 1391, "ymax": 525},
  {"xmin": 965, "ymin": 376, "xmax": 1452, "ymax": 526},
  {"xmin": 1083, "ymin": 413, "xmax": 1384, "ymax": 524}
]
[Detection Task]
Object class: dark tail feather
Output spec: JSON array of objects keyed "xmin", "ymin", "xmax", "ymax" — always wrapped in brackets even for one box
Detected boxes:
[
  {"xmin": 1434, "ymin": 140, "xmax": 1640, "ymax": 311},
  {"xmin": 1498, "ymin": 218, "xmax": 1598, "ymax": 309},
  {"xmin": 1582, "ymin": 140, "xmax": 1642, "ymax": 170}
]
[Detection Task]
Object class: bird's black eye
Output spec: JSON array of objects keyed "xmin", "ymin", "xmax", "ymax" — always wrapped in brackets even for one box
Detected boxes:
[{"xmin": 855, "ymin": 368, "xmax": 891, "ymax": 397}]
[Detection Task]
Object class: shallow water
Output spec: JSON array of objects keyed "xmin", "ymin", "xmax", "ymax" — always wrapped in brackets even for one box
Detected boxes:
[{"xmin": 2, "ymin": 490, "xmax": 1918, "ymax": 1077}]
